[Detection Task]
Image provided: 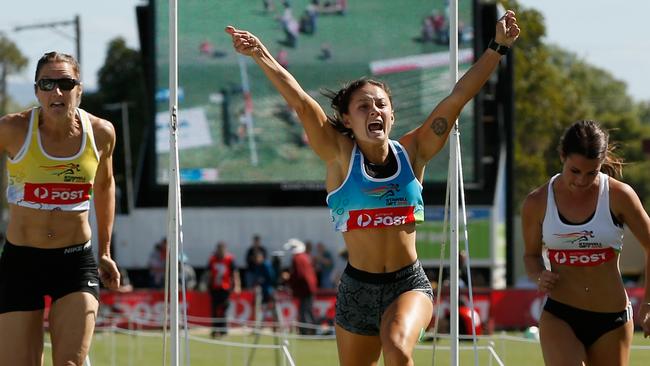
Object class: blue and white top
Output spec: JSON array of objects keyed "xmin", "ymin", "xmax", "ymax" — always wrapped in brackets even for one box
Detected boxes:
[{"xmin": 326, "ymin": 140, "xmax": 424, "ymax": 232}]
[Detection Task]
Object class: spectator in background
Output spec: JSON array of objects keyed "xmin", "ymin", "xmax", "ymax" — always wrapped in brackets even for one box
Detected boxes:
[
  {"xmin": 318, "ymin": 43, "xmax": 332, "ymax": 61},
  {"xmin": 148, "ymin": 238, "xmax": 167, "ymax": 288},
  {"xmin": 282, "ymin": 238, "xmax": 318, "ymax": 335},
  {"xmin": 207, "ymin": 241, "xmax": 241, "ymax": 337},
  {"xmin": 277, "ymin": 48, "xmax": 289, "ymax": 69},
  {"xmin": 245, "ymin": 234, "xmax": 268, "ymax": 287},
  {"xmin": 250, "ymin": 250, "xmax": 276, "ymax": 305},
  {"xmin": 313, "ymin": 242, "xmax": 335, "ymax": 288},
  {"xmin": 180, "ymin": 252, "xmax": 197, "ymax": 290},
  {"xmin": 279, "ymin": 2, "xmax": 299, "ymax": 48},
  {"xmin": 262, "ymin": 0, "xmax": 275, "ymax": 13}
]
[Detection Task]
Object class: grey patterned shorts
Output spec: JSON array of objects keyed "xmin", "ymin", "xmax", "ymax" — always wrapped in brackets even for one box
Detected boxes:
[{"xmin": 335, "ymin": 260, "xmax": 433, "ymax": 336}]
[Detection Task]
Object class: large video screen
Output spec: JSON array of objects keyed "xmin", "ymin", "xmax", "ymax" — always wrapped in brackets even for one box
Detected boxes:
[{"xmin": 154, "ymin": 0, "xmax": 475, "ymax": 188}]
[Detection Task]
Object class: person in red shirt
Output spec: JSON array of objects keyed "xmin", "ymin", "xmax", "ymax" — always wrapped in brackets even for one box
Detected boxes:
[
  {"xmin": 207, "ymin": 241, "xmax": 241, "ymax": 337},
  {"xmin": 283, "ymin": 238, "xmax": 318, "ymax": 335}
]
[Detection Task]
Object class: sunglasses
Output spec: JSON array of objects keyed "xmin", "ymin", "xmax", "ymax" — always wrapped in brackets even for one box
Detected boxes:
[{"xmin": 35, "ymin": 78, "xmax": 80, "ymax": 92}]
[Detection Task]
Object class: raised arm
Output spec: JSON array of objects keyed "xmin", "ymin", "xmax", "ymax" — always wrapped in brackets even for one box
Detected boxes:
[
  {"xmin": 225, "ymin": 26, "xmax": 340, "ymax": 161},
  {"xmin": 401, "ymin": 11, "xmax": 520, "ymax": 173}
]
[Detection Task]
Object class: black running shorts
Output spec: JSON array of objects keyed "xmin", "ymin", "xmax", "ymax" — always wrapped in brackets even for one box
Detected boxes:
[{"xmin": 0, "ymin": 241, "xmax": 100, "ymax": 314}]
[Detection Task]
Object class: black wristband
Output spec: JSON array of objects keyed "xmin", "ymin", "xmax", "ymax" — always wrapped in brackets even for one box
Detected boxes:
[{"xmin": 487, "ymin": 38, "xmax": 509, "ymax": 55}]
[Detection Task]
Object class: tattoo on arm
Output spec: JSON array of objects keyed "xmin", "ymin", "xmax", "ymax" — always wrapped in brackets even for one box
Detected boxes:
[{"xmin": 431, "ymin": 117, "xmax": 448, "ymax": 136}]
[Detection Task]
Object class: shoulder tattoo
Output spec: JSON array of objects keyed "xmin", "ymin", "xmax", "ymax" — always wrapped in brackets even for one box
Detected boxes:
[{"xmin": 431, "ymin": 117, "xmax": 448, "ymax": 136}]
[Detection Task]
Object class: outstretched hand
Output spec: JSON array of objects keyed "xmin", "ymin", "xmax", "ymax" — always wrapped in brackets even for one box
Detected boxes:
[
  {"xmin": 495, "ymin": 10, "xmax": 520, "ymax": 46},
  {"xmin": 225, "ymin": 26, "xmax": 263, "ymax": 57}
]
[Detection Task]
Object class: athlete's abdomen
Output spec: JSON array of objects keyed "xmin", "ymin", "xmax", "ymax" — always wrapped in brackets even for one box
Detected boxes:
[
  {"xmin": 343, "ymin": 224, "xmax": 418, "ymax": 273},
  {"xmin": 6, "ymin": 204, "xmax": 91, "ymax": 248}
]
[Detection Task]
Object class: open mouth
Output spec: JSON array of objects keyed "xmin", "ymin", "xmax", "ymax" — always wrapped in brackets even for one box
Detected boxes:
[
  {"xmin": 368, "ymin": 120, "xmax": 384, "ymax": 133},
  {"xmin": 50, "ymin": 102, "xmax": 66, "ymax": 108}
]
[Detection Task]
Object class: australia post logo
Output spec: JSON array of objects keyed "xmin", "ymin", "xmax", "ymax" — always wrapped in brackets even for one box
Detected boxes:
[
  {"xmin": 24, "ymin": 182, "xmax": 92, "ymax": 204},
  {"xmin": 347, "ymin": 206, "xmax": 415, "ymax": 230},
  {"xmin": 548, "ymin": 248, "xmax": 616, "ymax": 266}
]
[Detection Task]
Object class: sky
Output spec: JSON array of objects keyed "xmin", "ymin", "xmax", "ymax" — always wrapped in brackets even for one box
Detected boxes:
[
  {"xmin": 2, "ymin": 0, "xmax": 649, "ymax": 104},
  {"xmin": 517, "ymin": 0, "xmax": 650, "ymax": 102},
  {"xmin": 1, "ymin": 0, "xmax": 143, "ymax": 102}
]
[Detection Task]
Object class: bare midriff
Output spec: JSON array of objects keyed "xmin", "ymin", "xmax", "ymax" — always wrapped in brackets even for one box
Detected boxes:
[
  {"xmin": 547, "ymin": 259, "xmax": 628, "ymax": 312},
  {"xmin": 343, "ymin": 223, "xmax": 418, "ymax": 273},
  {"xmin": 6, "ymin": 204, "xmax": 91, "ymax": 248}
]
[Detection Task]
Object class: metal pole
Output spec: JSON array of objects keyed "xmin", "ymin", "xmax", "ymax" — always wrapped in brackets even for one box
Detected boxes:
[
  {"xmin": 167, "ymin": 0, "xmax": 180, "ymax": 364},
  {"xmin": 237, "ymin": 55, "xmax": 258, "ymax": 166},
  {"xmin": 14, "ymin": 17, "xmax": 81, "ymax": 73},
  {"xmin": 75, "ymin": 15, "xmax": 81, "ymax": 74},
  {"xmin": 448, "ymin": 0, "xmax": 459, "ymax": 365}
]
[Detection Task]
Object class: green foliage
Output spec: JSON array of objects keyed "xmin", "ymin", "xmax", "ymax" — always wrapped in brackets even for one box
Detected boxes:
[
  {"xmin": 0, "ymin": 35, "xmax": 29, "ymax": 115},
  {"xmin": 80, "ymin": 37, "xmax": 148, "ymax": 211},
  {"xmin": 507, "ymin": 0, "xmax": 650, "ymax": 210}
]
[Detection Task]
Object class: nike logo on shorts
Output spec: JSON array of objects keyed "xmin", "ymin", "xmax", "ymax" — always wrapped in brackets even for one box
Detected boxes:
[{"xmin": 88, "ymin": 281, "xmax": 99, "ymax": 287}]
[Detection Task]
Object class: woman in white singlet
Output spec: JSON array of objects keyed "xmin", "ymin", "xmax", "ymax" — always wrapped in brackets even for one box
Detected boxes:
[{"xmin": 522, "ymin": 120, "xmax": 650, "ymax": 366}]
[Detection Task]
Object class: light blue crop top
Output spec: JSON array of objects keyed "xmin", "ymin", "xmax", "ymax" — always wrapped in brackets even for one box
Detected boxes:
[{"xmin": 326, "ymin": 140, "xmax": 424, "ymax": 232}]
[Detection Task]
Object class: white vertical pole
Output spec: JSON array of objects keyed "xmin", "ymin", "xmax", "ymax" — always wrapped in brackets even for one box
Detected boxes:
[
  {"xmin": 237, "ymin": 55, "xmax": 259, "ymax": 166},
  {"xmin": 448, "ymin": 0, "xmax": 460, "ymax": 365},
  {"xmin": 167, "ymin": 0, "xmax": 180, "ymax": 364}
]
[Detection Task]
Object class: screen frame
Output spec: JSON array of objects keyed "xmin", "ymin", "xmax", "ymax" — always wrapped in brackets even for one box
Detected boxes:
[{"xmin": 137, "ymin": 0, "xmax": 492, "ymax": 208}]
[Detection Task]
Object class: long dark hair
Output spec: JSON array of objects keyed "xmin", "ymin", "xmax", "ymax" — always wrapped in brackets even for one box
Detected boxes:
[
  {"xmin": 558, "ymin": 120, "xmax": 623, "ymax": 178},
  {"xmin": 321, "ymin": 78, "xmax": 392, "ymax": 139}
]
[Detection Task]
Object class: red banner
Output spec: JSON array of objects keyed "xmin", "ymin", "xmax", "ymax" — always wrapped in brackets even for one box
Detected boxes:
[{"xmin": 40, "ymin": 288, "xmax": 648, "ymax": 330}]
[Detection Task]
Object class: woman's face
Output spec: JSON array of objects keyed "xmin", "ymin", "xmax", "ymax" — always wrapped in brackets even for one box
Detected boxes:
[
  {"xmin": 561, "ymin": 153, "xmax": 602, "ymax": 191},
  {"xmin": 342, "ymin": 84, "xmax": 394, "ymax": 144},
  {"xmin": 35, "ymin": 61, "xmax": 82, "ymax": 120}
]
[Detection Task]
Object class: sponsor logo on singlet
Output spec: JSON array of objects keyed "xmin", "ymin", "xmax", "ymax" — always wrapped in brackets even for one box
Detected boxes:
[
  {"xmin": 553, "ymin": 230, "xmax": 602, "ymax": 248},
  {"xmin": 547, "ymin": 248, "xmax": 616, "ymax": 266},
  {"xmin": 363, "ymin": 184, "xmax": 409, "ymax": 207},
  {"xmin": 40, "ymin": 163, "xmax": 87, "ymax": 183},
  {"xmin": 347, "ymin": 206, "xmax": 415, "ymax": 230},
  {"xmin": 24, "ymin": 182, "xmax": 92, "ymax": 204}
]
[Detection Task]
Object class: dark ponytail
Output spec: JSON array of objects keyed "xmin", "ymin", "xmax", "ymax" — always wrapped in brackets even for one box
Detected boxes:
[{"xmin": 558, "ymin": 120, "xmax": 624, "ymax": 178}]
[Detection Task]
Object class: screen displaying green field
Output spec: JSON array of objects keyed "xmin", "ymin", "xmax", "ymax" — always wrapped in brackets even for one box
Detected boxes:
[{"xmin": 154, "ymin": 0, "xmax": 475, "ymax": 186}]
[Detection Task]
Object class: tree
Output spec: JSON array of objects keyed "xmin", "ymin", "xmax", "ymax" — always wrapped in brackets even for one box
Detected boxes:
[
  {"xmin": 81, "ymin": 37, "xmax": 149, "ymax": 213},
  {"xmin": 0, "ymin": 34, "xmax": 28, "ymax": 116},
  {"xmin": 0, "ymin": 35, "xmax": 28, "ymax": 225},
  {"xmin": 505, "ymin": 0, "xmax": 650, "ymax": 209}
]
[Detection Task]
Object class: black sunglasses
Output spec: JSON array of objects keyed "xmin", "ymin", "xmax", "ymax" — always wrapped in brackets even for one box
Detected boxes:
[{"xmin": 35, "ymin": 78, "xmax": 80, "ymax": 92}]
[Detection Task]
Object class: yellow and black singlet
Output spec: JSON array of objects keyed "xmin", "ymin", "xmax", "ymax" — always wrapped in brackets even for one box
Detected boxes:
[{"xmin": 6, "ymin": 107, "xmax": 99, "ymax": 211}]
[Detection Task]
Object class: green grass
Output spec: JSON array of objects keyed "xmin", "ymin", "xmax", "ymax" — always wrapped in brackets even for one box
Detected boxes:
[{"xmin": 42, "ymin": 330, "xmax": 650, "ymax": 365}]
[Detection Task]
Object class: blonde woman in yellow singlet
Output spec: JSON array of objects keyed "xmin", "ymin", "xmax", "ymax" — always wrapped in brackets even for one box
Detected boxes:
[{"xmin": 0, "ymin": 52, "xmax": 120, "ymax": 366}]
